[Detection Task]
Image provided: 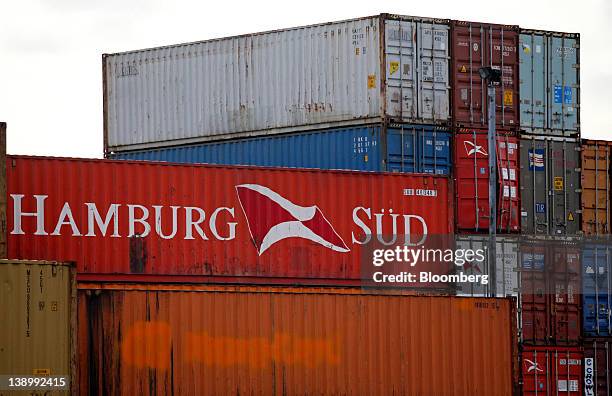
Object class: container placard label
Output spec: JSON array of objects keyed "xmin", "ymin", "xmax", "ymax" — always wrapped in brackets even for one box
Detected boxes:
[
  {"xmin": 367, "ymin": 75, "xmax": 376, "ymax": 89},
  {"xmin": 503, "ymin": 90, "xmax": 513, "ymax": 105},
  {"xmin": 564, "ymin": 86, "xmax": 573, "ymax": 104},
  {"xmin": 389, "ymin": 61, "xmax": 399, "ymax": 76},
  {"xmin": 554, "ymin": 85, "xmax": 563, "ymax": 104},
  {"xmin": 528, "ymin": 149, "xmax": 545, "ymax": 171},
  {"xmin": 554, "ymin": 177, "xmax": 564, "ymax": 191},
  {"xmin": 584, "ymin": 358, "xmax": 594, "ymax": 396}
]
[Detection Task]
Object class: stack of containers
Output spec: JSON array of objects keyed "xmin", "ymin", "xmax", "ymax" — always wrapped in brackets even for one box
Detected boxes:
[
  {"xmin": 580, "ymin": 139, "xmax": 612, "ymax": 396},
  {"xmin": 517, "ymin": 28, "xmax": 584, "ymax": 395}
]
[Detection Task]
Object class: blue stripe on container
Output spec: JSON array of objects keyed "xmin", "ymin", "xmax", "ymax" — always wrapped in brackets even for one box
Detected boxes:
[{"xmin": 583, "ymin": 244, "xmax": 612, "ymax": 336}]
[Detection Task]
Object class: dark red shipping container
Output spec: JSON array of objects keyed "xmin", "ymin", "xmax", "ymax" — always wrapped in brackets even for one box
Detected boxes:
[
  {"xmin": 451, "ymin": 21, "xmax": 520, "ymax": 130},
  {"xmin": 454, "ymin": 129, "xmax": 520, "ymax": 232},
  {"xmin": 520, "ymin": 239, "xmax": 581, "ymax": 345},
  {"xmin": 6, "ymin": 156, "xmax": 453, "ymax": 283},
  {"xmin": 521, "ymin": 345, "xmax": 583, "ymax": 395},
  {"xmin": 583, "ymin": 338, "xmax": 612, "ymax": 396}
]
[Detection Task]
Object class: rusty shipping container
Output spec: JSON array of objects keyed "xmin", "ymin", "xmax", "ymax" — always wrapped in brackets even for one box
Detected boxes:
[
  {"xmin": 6, "ymin": 156, "xmax": 453, "ymax": 284},
  {"xmin": 77, "ymin": 283, "xmax": 518, "ymax": 396},
  {"xmin": 521, "ymin": 345, "xmax": 583, "ymax": 395},
  {"xmin": 0, "ymin": 260, "xmax": 76, "ymax": 394},
  {"xmin": 520, "ymin": 135, "xmax": 581, "ymax": 235},
  {"xmin": 450, "ymin": 21, "xmax": 519, "ymax": 130},
  {"xmin": 519, "ymin": 238, "xmax": 581, "ymax": 345},
  {"xmin": 104, "ymin": 14, "xmax": 451, "ymax": 153},
  {"xmin": 454, "ymin": 129, "xmax": 520, "ymax": 233},
  {"xmin": 583, "ymin": 337, "xmax": 612, "ymax": 396},
  {"xmin": 581, "ymin": 140, "xmax": 612, "ymax": 235}
]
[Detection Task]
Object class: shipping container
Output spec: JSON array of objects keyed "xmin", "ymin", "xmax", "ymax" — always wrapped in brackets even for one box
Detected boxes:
[
  {"xmin": 519, "ymin": 238, "xmax": 581, "ymax": 345},
  {"xmin": 583, "ymin": 337, "xmax": 612, "ymax": 396},
  {"xmin": 520, "ymin": 135, "xmax": 581, "ymax": 235},
  {"xmin": 583, "ymin": 243, "xmax": 612, "ymax": 337},
  {"xmin": 450, "ymin": 21, "xmax": 519, "ymax": 130},
  {"xmin": 77, "ymin": 283, "xmax": 518, "ymax": 395},
  {"xmin": 7, "ymin": 156, "xmax": 453, "ymax": 284},
  {"xmin": 108, "ymin": 123, "xmax": 452, "ymax": 175},
  {"xmin": 0, "ymin": 260, "xmax": 76, "ymax": 394},
  {"xmin": 104, "ymin": 14, "xmax": 451, "ymax": 153},
  {"xmin": 519, "ymin": 30, "xmax": 580, "ymax": 136},
  {"xmin": 581, "ymin": 140, "xmax": 611, "ymax": 235},
  {"xmin": 454, "ymin": 235, "xmax": 519, "ymax": 298},
  {"xmin": 521, "ymin": 345, "xmax": 583, "ymax": 395},
  {"xmin": 454, "ymin": 129, "xmax": 520, "ymax": 233}
]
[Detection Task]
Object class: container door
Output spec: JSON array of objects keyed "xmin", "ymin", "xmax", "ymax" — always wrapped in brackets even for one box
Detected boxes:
[
  {"xmin": 418, "ymin": 127, "xmax": 451, "ymax": 175},
  {"xmin": 581, "ymin": 144, "xmax": 610, "ymax": 235},
  {"xmin": 584, "ymin": 340, "xmax": 612, "ymax": 396},
  {"xmin": 521, "ymin": 348, "xmax": 550, "ymax": 395},
  {"xmin": 551, "ymin": 349, "xmax": 583, "ymax": 394},
  {"xmin": 520, "ymin": 137, "xmax": 580, "ymax": 235},
  {"xmin": 520, "ymin": 247, "xmax": 548, "ymax": 344},
  {"xmin": 386, "ymin": 126, "xmax": 417, "ymax": 172},
  {"xmin": 582, "ymin": 245, "xmax": 612, "ymax": 336},
  {"xmin": 520, "ymin": 33, "xmax": 546, "ymax": 132},
  {"xmin": 549, "ymin": 35, "xmax": 579, "ymax": 134},
  {"xmin": 455, "ymin": 132, "xmax": 489, "ymax": 231},
  {"xmin": 417, "ymin": 22, "xmax": 450, "ymax": 123},
  {"xmin": 489, "ymin": 25, "xmax": 519, "ymax": 130},
  {"xmin": 385, "ymin": 20, "xmax": 417, "ymax": 121},
  {"xmin": 550, "ymin": 140, "xmax": 581, "ymax": 234},
  {"xmin": 497, "ymin": 136, "xmax": 520, "ymax": 232},
  {"xmin": 548, "ymin": 244, "xmax": 581, "ymax": 344}
]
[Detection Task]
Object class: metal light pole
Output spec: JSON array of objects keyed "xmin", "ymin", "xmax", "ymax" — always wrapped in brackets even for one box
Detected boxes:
[{"xmin": 479, "ymin": 67, "xmax": 501, "ymax": 297}]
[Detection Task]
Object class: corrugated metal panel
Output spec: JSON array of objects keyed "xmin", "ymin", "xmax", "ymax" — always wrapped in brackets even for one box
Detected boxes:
[
  {"xmin": 583, "ymin": 337, "xmax": 612, "ymax": 396},
  {"xmin": 454, "ymin": 235, "xmax": 519, "ymax": 298},
  {"xmin": 450, "ymin": 21, "xmax": 519, "ymax": 130},
  {"xmin": 520, "ymin": 135, "xmax": 581, "ymax": 235},
  {"xmin": 521, "ymin": 346, "xmax": 583, "ymax": 395},
  {"xmin": 7, "ymin": 156, "xmax": 453, "ymax": 283},
  {"xmin": 77, "ymin": 284, "xmax": 517, "ymax": 395},
  {"xmin": 109, "ymin": 124, "xmax": 452, "ymax": 175},
  {"xmin": 582, "ymin": 244, "xmax": 612, "ymax": 336},
  {"xmin": 519, "ymin": 238, "xmax": 581, "ymax": 345},
  {"xmin": 519, "ymin": 30, "xmax": 580, "ymax": 136},
  {"xmin": 104, "ymin": 15, "xmax": 451, "ymax": 153},
  {"xmin": 454, "ymin": 130, "xmax": 520, "ymax": 233},
  {"xmin": 581, "ymin": 140, "xmax": 611, "ymax": 235},
  {"xmin": 0, "ymin": 260, "xmax": 76, "ymax": 393}
]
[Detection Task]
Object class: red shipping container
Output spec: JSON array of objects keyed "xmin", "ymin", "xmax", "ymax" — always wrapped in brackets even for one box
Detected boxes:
[
  {"xmin": 520, "ymin": 239, "xmax": 582, "ymax": 345},
  {"xmin": 521, "ymin": 346, "xmax": 583, "ymax": 395},
  {"xmin": 6, "ymin": 156, "xmax": 453, "ymax": 283},
  {"xmin": 454, "ymin": 129, "xmax": 520, "ymax": 232},
  {"xmin": 583, "ymin": 338, "xmax": 612, "ymax": 396},
  {"xmin": 451, "ymin": 21, "xmax": 519, "ymax": 130}
]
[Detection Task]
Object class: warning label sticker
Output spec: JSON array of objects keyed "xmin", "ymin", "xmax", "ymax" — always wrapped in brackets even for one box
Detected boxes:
[
  {"xmin": 554, "ymin": 177, "xmax": 564, "ymax": 191},
  {"xmin": 390, "ymin": 61, "xmax": 399, "ymax": 76},
  {"xmin": 504, "ymin": 90, "xmax": 513, "ymax": 106},
  {"xmin": 368, "ymin": 75, "xmax": 376, "ymax": 89}
]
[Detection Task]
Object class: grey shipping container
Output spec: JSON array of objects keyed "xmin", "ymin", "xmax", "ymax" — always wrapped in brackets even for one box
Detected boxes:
[
  {"xmin": 519, "ymin": 30, "xmax": 580, "ymax": 136},
  {"xmin": 103, "ymin": 14, "xmax": 451, "ymax": 153},
  {"xmin": 0, "ymin": 260, "xmax": 76, "ymax": 394},
  {"xmin": 520, "ymin": 135, "xmax": 581, "ymax": 235},
  {"xmin": 454, "ymin": 235, "xmax": 519, "ymax": 298}
]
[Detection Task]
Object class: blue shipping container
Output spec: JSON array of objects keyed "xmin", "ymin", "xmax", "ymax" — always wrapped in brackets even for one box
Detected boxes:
[
  {"xmin": 583, "ymin": 244, "xmax": 612, "ymax": 336},
  {"xmin": 519, "ymin": 30, "xmax": 580, "ymax": 136},
  {"xmin": 108, "ymin": 124, "xmax": 452, "ymax": 175}
]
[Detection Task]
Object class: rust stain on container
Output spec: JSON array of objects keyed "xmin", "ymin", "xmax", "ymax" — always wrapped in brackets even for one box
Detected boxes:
[
  {"xmin": 0, "ymin": 260, "xmax": 76, "ymax": 394},
  {"xmin": 581, "ymin": 139, "xmax": 612, "ymax": 235},
  {"xmin": 77, "ymin": 284, "xmax": 517, "ymax": 395}
]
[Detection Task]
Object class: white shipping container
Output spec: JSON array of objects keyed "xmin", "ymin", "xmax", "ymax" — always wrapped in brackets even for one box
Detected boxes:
[{"xmin": 103, "ymin": 14, "xmax": 450, "ymax": 152}]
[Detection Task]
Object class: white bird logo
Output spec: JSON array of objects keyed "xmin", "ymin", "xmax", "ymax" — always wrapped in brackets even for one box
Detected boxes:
[
  {"xmin": 464, "ymin": 140, "xmax": 488, "ymax": 157},
  {"xmin": 525, "ymin": 359, "xmax": 544, "ymax": 373}
]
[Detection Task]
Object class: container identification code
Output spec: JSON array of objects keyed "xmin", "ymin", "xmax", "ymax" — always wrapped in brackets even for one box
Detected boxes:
[{"xmin": 403, "ymin": 189, "xmax": 437, "ymax": 197}]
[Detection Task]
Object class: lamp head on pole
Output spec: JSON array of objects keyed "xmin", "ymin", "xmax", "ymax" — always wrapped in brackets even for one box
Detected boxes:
[{"xmin": 478, "ymin": 67, "xmax": 502, "ymax": 84}]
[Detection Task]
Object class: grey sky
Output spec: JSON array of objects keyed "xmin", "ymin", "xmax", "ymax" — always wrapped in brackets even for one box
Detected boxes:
[{"xmin": 1, "ymin": 0, "xmax": 610, "ymax": 157}]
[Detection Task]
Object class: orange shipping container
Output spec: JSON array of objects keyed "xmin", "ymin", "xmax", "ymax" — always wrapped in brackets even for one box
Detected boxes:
[
  {"xmin": 77, "ymin": 284, "xmax": 518, "ymax": 395},
  {"xmin": 581, "ymin": 140, "xmax": 612, "ymax": 235}
]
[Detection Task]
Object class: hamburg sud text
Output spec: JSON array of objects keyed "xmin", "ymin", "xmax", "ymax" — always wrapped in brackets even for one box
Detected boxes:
[{"xmin": 364, "ymin": 238, "xmax": 488, "ymax": 288}]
